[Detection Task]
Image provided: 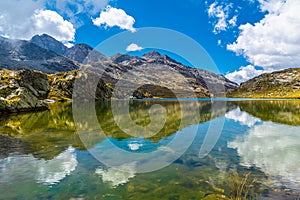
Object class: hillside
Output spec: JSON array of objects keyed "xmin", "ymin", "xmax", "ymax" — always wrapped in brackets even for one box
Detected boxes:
[{"xmin": 228, "ymin": 68, "xmax": 300, "ymax": 98}]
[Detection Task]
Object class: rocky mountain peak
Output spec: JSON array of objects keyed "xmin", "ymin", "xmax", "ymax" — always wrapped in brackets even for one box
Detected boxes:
[
  {"xmin": 31, "ymin": 34, "xmax": 108, "ymax": 64},
  {"xmin": 112, "ymin": 53, "xmax": 140, "ymax": 64},
  {"xmin": 142, "ymin": 51, "xmax": 161, "ymax": 59},
  {"xmin": 30, "ymin": 34, "xmax": 68, "ymax": 55}
]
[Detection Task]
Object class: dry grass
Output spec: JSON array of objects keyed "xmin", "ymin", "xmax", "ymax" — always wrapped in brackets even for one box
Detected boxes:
[{"xmin": 228, "ymin": 171, "xmax": 257, "ymax": 200}]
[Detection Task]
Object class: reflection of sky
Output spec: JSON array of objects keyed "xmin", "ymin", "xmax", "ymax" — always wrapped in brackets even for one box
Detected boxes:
[
  {"xmin": 107, "ymin": 137, "xmax": 160, "ymax": 153},
  {"xmin": 95, "ymin": 162, "xmax": 136, "ymax": 187},
  {"xmin": 225, "ymin": 107, "xmax": 261, "ymax": 127},
  {"xmin": 227, "ymin": 114, "xmax": 300, "ymax": 190},
  {"xmin": 0, "ymin": 147, "xmax": 77, "ymax": 185}
]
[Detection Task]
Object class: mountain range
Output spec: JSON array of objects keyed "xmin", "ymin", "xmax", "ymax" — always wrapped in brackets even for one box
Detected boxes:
[
  {"xmin": 0, "ymin": 34, "xmax": 238, "ymax": 97},
  {"xmin": 1, "ymin": 33, "xmax": 299, "ymax": 113}
]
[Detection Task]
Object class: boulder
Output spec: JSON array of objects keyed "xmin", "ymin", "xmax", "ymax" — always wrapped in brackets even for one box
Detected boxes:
[{"xmin": 0, "ymin": 70, "xmax": 49, "ymax": 113}]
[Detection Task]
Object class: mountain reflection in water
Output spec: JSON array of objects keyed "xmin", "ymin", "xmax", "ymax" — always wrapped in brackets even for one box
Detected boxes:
[{"xmin": 0, "ymin": 99, "xmax": 299, "ymax": 199}]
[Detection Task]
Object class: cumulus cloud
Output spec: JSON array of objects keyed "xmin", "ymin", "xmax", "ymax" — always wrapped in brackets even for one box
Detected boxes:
[
  {"xmin": 207, "ymin": 2, "xmax": 237, "ymax": 34},
  {"xmin": 225, "ymin": 65, "xmax": 271, "ymax": 84},
  {"xmin": 33, "ymin": 10, "xmax": 75, "ymax": 42},
  {"xmin": 227, "ymin": 0, "xmax": 300, "ymax": 70},
  {"xmin": 126, "ymin": 43, "xmax": 144, "ymax": 52},
  {"xmin": 258, "ymin": 0, "xmax": 287, "ymax": 13},
  {"xmin": 93, "ymin": 6, "xmax": 136, "ymax": 32},
  {"xmin": 228, "ymin": 122, "xmax": 300, "ymax": 190},
  {"xmin": 0, "ymin": 0, "xmax": 75, "ymax": 43}
]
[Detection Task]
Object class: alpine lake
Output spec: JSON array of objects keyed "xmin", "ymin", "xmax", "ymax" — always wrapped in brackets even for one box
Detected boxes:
[{"xmin": 0, "ymin": 99, "xmax": 299, "ymax": 200}]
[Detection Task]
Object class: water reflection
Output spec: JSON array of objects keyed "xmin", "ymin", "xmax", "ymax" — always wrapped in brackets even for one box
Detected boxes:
[
  {"xmin": 0, "ymin": 147, "xmax": 77, "ymax": 185},
  {"xmin": 95, "ymin": 162, "xmax": 137, "ymax": 187},
  {"xmin": 234, "ymin": 100, "xmax": 300, "ymax": 126},
  {"xmin": 227, "ymin": 107, "xmax": 300, "ymax": 191},
  {"xmin": 225, "ymin": 107, "xmax": 261, "ymax": 127},
  {"xmin": 0, "ymin": 99, "xmax": 299, "ymax": 199},
  {"xmin": 0, "ymin": 100, "xmax": 228, "ymax": 161}
]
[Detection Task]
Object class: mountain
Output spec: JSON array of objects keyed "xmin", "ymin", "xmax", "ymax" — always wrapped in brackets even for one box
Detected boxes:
[
  {"xmin": 65, "ymin": 43, "xmax": 108, "ymax": 63},
  {"xmin": 228, "ymin": 68, "xmax": 300, "ymax": 98},
  {"xmin": 0, "ymin": 34, "xmax": 238, "ymax": 100},
  {"xmin": 0, "ymin": 36, "xmax": 79, "ymax": 73},
  {"xmin": 31, "ymin": 34, "xmax": 68, "ymax": 55},
  {"xmin": 86, "ymin": 51, "xmax": 238, "ymax": 98},
  {"xmin": 31, "ymin": 34, "xmax": 108, "ymax": 64}
]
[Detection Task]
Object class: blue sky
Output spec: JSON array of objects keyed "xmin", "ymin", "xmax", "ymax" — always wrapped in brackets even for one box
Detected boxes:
[{"xmin": 0, "ymin": 0, "xmax": 299, "ymax": 84}]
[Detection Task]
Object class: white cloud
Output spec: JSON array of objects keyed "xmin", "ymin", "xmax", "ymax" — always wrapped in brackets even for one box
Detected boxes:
[
  {"xmin": 207, "ymin": 2, "xmax": 237, "ymax": 34},
  {"xmin": 225, "ymin": 65, "xmax": 271, "ymax": 84},
  {"xmin": 93, "ymin": 6, "xmax": 136, "ymax": 32},
  {"xmin": 258, "ymin": 0, "xmax": 287, "ymax": 13},
  {"xmin": 33, "ymin": 10, "xmax": 75, "ymax": 42},
  {"xmin": 228, "ymin": 122, "xmax": 300, "ymax": 190},
  {"xmin": 0, "ymin": 0, "xmax": 75, "ymax": 43},
  {"xmin": 225, "ymin": 107, "xmax": 261, "ymax": 127},
  {"xmin": 227, "ymin": 0, "xmax": 300, "ymax": 70},
  {"xmin": 126, "ymin": 43, "xmax": 143, "ymax": 52},
  {"xmin": 228, "ymin": 15, "xmax": 237, "ymax": 26}
]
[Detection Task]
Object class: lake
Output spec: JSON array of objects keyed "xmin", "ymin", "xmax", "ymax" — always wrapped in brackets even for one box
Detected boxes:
[{"xmin": 0, "ymin": 99, "xmax": 299, "ymax": 199}]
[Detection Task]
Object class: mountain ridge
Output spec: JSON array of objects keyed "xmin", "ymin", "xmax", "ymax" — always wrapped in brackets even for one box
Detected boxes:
[
  {"xmin": 0, "ymin": 34, "xmax": 241, "ymax": 113},
  {"xmin": 0, "ymin": 34, "xmax": 238, "ymax": 97},
  {"xmin": 228, "ymin": 68, "xmax": 300, "ymax": 98},
  {"xmin": 0, "ymin": 35, "xmax": 79, "ymax": 73}
]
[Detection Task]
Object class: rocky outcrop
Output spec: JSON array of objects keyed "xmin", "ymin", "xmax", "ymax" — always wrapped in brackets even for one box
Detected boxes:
[
  {"xmin": 0, "ymin": 69, "xmax": 113, "ymax": 113},
  {"xmin": 48, "ymin": 70, "xmax": 112, "ymax": 102},
  {"xmin": 228, "ymin": 68, "xmax": 300, "ymax": 98},
  {"xmin": 0, "ymin": 70, "xmax": 49, "ymax": 113}
]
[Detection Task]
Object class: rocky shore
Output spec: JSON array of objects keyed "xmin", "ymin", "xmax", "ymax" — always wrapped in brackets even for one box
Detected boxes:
[{"xmin": 0, "ymin": 69, "xmax": 112, "ymax": 114}]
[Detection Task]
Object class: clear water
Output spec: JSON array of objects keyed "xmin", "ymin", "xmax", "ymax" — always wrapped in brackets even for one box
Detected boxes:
[{"xmin": 0, "ymin": 99, "xmax": 299, "ymax": 199}]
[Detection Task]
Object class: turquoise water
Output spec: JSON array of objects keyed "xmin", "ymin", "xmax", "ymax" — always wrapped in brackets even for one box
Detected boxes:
[{"xmin": 0, "ymin": 99, "xmax": 299, "ymax": 199}]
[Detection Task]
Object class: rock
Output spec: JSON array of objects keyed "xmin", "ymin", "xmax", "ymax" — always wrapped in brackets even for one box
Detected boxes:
[
  {"xmin": 0, "ymin": 69, "xmax": 114, "ymax": 113},
  {"xmin": 19, "ymin": 70, "xmax": 50, "ymax": 99},
  {"xmin": 48, "ymin": 70, "xmax": 112, "ymax": 102},
  {"xmin": 0, "ymin": 70, "xmax": 49, "ymax": 113}
]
